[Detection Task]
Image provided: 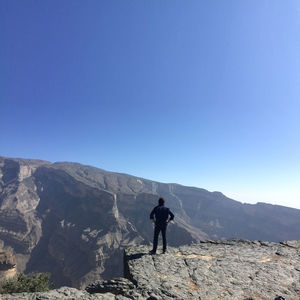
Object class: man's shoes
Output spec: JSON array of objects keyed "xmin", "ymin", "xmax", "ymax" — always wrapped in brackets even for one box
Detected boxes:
[
  {"xmin": 149, "ymin": 250, "xmax": 156, "ymax": 255},
  {"xmin": 163, "ymin": 250, "xmax": 167, "ymax": 254}
]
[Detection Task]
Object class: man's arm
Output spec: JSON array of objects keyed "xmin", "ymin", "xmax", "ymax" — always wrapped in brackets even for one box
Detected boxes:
[
  {"xmin": 167, "ymin": 209, "xmax": 174, "ymax": 223},
  {"xmin": 150, "ymin": 207, "xmax": 156, "ymax": 223}
]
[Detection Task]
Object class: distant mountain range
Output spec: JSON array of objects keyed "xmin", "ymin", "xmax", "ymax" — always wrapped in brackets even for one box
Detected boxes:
[{"xmin": 1, "ymin": 156, "xmax": 300, "ymax": 287}]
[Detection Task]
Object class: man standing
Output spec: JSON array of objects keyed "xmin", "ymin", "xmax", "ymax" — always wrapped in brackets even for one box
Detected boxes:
[{"xmin": 150, "ymin": 197, "xmax": 174, "ymax": 254}]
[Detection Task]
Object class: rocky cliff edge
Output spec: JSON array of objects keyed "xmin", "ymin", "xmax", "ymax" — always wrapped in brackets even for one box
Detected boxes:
[{"xmin": 1, "ymin": 239, "xmax": 300, "ymax": 300}]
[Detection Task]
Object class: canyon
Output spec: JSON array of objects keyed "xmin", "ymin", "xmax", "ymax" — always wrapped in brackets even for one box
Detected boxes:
[{"xmin": 1, "ymin": 156, "xmax": 300, "ymax": 287}]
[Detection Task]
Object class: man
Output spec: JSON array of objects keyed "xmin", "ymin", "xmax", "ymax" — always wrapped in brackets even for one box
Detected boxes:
[{"xmin": 150, "ymin": 197, "xmax": 174, "ymax": 254}]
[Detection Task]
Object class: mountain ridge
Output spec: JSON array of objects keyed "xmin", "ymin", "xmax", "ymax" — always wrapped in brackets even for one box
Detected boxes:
[
  {"xmin": 1, "ymin": 155, "xmax": 297, "ymax": 209},
  {"xmin": 1, "ymin": 155, "xmax": 300, "ymax": 287},
  {"xmin": 0, "ymin": 156, "xmax": 252, "ymax": 201}
]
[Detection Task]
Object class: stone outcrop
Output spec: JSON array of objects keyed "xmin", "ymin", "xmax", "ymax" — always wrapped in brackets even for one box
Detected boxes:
[
  {"xmin": 86, "ymin": 278, "xmax": 135, "ymax": 295},
  {"xmin": 1, "ymin": 156, "xmax": 300, "ymax": 288},
  {"xmin": 1, "ymin": 240, "xmax": 300, "ymax": 299},
  {"xmin": 0, "ymin": 244, "xmax": 17, "ymax": 282},
  {"xmin": 123, "ymin": 240, "xmax": 300, "ymax": 299}
]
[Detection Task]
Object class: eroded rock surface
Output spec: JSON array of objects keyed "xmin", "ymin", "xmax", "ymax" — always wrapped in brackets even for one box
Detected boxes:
[
  {"xmin": 123, "ymin": 240, "xmax": 300, "ymax": 300},
  {"xmin": 1, "ymin": 240, "xmax": 300, "ymax": 299}
]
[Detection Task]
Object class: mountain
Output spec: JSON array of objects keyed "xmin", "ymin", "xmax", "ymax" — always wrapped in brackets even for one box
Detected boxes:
[{"xmin": 1, "ymin": 156, "xmax": 300, "ymax": 287}]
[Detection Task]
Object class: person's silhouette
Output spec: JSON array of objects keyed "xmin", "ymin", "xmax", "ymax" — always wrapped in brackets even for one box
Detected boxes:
[{"xmin": 149, "ymin": 197, "xmax": 174, "ymax": 254}]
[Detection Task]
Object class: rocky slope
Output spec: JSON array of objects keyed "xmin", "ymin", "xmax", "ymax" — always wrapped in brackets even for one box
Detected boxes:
[
  {"xmin": 1, "ymin": 156, "xmax": 300, "ymax": 287},
  {"xmin": 2, "ymin": 239, "xmax": 300, "ymax": 300}
]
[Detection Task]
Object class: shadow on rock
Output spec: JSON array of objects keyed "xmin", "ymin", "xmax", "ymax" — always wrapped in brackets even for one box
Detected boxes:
[{"xmin": 126, "ymin": 252, "xmax": 147, "ymax": 261}]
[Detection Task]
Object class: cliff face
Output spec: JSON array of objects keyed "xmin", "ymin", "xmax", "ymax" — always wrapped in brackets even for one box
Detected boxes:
[
  {"xmin": 1, "ymin": 240, "xmax": 300, "ymax": 300},
  {"xmin": 0, "ymin": 245, "xmax": 17, "ymax": 282},
  {"xmin": 0, "ymin": 158, "xmax": 144, "ymax": 288},
  {"xmin": 1, "ymin": 156, "xmax": 300, "ymax": 288}
]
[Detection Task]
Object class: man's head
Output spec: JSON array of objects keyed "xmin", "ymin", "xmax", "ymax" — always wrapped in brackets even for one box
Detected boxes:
[{"xmin": 158, "ymin": 197, "xmax": 165, "ymax": 206}]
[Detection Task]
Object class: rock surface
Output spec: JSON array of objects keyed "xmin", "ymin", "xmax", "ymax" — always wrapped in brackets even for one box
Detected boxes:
[
  {"xmin": 123, "ymin": 240, "xmax": 300, "ymax": 300},
  {"xmin": 1, "ymin": 240, "xmax": 300, "ymax": 299},
  {"xmin": 0, "ymin": 243, "xmax": 17, "ymax": 282},
  {"xmin": 1, "ymin": 156, "xmax": 300, "ymax": 287},
  {"xmin": 0, "ymin": 286, "xmax": 128, "ymax": 300},
  {"xmin": 86, "ymin": 278, "xmax": 135, "ymax": 295}
]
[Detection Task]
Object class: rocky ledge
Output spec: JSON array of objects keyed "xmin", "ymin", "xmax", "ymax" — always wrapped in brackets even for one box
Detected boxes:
[{"xmin": 2, "ymin": 239, "xmax": 300, "ymax": 300}]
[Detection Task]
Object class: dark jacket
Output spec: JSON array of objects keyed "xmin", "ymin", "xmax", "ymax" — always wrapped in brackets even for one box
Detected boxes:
[{"xmin": 150, "ymin": 205, "xmax": 174, "ymax": 225}]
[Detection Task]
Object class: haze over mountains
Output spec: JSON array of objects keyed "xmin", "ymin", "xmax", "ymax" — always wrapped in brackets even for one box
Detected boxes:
[{"xmin": 1, "ymin": 156, "xmax": 300, "ymax": 288}]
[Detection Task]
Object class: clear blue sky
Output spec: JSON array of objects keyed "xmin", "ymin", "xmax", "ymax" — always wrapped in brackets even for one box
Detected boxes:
[{"xmin": 1, "ymin": 1, "xmax": 300, "ymax": 208}]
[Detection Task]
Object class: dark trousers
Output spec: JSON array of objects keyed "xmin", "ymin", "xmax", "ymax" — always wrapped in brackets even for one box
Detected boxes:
[{"xmin": 152, "ymin": 223, "xmax": 167, "ymax": 252}]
